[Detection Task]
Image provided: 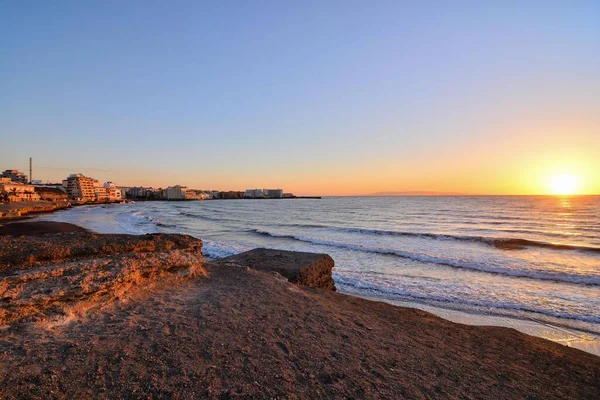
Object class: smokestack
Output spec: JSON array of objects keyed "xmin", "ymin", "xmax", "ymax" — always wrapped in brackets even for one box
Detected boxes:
[{"xmin": 29, "ymin": 157, "xmax": 32, "ymax": 184}]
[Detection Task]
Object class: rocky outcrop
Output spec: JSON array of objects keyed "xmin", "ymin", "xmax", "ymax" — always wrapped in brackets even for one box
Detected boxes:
[
  {"xmin": 0, "ymin": 201, "xmax": 71, "ymax": 219},
  {"xmin": 217, "ymin": 248, "xmax": 336, "ymax": 291},
  {"xmin": 0, "ymin": 231, "xmax": 205, "ymax": 326}
]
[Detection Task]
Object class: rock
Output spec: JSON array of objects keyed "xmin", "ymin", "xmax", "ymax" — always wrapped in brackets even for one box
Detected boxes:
[
  {"xmin": 216, "ymin": 248, "xmax": 336, "ymax": 291},
  {"xmin": 0, "ymin": 231, "xmax": 205, "ymax": 325},
  {"xmin": 0, "ymin": 201, "xmax": 71, "ymax": 220}
]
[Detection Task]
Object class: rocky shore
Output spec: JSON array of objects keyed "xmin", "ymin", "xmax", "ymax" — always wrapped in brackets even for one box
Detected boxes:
[
  {"xmin": 0, "ymin": 222, "xmax": 599, "ymax": 399},
  {"xmin": 0, "ymin": 201, "xmax": 71, "ymax": 219}
]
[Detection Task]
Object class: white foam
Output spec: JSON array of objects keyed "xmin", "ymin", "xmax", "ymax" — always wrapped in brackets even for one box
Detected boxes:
[{"xmin": 255, "ymin": 230, "xmax": 600, "ymax": 285}]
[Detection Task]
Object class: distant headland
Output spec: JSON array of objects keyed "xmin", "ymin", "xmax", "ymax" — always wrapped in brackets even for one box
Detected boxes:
[{"xmin": 371, "ymin": 191, "xmax": 468, "ymax": 196}]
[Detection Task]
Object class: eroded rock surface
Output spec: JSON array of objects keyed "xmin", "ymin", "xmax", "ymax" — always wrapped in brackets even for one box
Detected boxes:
[
  {"xmin": 217, "ymin": 248, "xmax": 336, "ymax": 290},
  {"xmin": 0, "ymin": 232, "xmax": 204, "ymax": 325},
  {"xmin": 0, "ymin": 201, "xmax": 71, "ymax": 219}
]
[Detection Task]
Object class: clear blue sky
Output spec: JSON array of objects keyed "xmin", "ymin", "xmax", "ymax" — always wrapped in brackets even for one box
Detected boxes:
[{"xmin": 1, "ymin": 1, "xmax": 599, "ymax": 194}]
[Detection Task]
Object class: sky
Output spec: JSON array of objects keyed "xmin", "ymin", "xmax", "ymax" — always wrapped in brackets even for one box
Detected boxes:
[{"xmin": 1, "ymin": 1, "xmax": 599, "ymax": 195}]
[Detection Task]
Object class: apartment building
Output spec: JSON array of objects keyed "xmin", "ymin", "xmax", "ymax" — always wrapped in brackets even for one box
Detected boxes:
[
  {"xmin": 165, "ymin": 185, "xmax": 188, "ymax": 200},
  {"xmin": 263, "ymin": 189, "xmax": 283, "ymax": 198},
  {"xmin": 62, "ymin": 174, "xmax": 97, "ymax": 202},
  {"xmin": 104, "ymin": 182, "xmax": 122, "ymax": 201},
  {"xmin": 1, "ymin": 169, "xmax": 28, "ymax": 184},
  {"xmin": 245, "ymin": 188, "xmax": 284, "ymax": 198},
  {"xmin": 245, "ymin": 189, "xmax": 264, "ymax": 198}
]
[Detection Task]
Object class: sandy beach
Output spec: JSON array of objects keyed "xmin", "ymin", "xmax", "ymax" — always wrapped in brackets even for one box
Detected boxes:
[{"xmin": 0, "ymin": 222, "xmax": 598, "ymax": 399}]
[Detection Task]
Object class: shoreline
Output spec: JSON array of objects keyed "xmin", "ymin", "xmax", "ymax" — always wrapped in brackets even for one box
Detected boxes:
[
  {"xmin": 0, "ymin": 199, "xmax": 129, "ymax": 221},
  {"xmin": 362, "ymin": 295, "xmax": 600, "ymax": 356},
  {"xmin": 0, "ymin": 201, "xmax": 72, "ymax": 220},
  {"xmin": 0, "ymin": 222, "xmax": 598, "ymax": 397},
  {"xmin": 16, "ymin": 209, "xmax": 600, "ymax": 357},
  {"xmin": 0, "ymin": 197, "xmax": 321, "ymax": 221}
]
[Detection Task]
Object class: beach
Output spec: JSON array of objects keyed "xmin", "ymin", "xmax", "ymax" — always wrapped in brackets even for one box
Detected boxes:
[
  {"xmin": 34, "ymin": 197, "xmax": 600, "ymax": 357},
  {"xmin": 0, "ymin": 221, "xmax": 599, "ymax": 398}
]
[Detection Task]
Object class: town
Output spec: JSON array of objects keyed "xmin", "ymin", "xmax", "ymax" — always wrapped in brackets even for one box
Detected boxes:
[{"xmin": 0, "ymin": 167, "xmax": 305, "ymax": 206}]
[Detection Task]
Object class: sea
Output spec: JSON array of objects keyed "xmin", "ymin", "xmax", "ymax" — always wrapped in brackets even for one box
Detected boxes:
[{"xmin": 39, "ymin": 196, "xmax": 600, "ymax": 355}]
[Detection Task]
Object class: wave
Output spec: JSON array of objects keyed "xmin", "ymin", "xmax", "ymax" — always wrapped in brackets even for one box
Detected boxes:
[
  {"xmin": 178, "ymin": 211, "xmax": 220, "ymax": 221},
  {"xmin": 178, "ymin": 211, "xmax": 243, "ymax": 224},
  {"xmin": 334, "ymin": 275, "xmax": 600, "ymax": 324},
  {"xmin": 255, "ymin": 225, "xmax": 600, "ymax": 254},
  {"xmin": 251, "ymin": 229, "xmax": 600, "ymax": 285},
  {"xmin": 201, "ymin": 240, "xmax": 250, "ymax": 260}
]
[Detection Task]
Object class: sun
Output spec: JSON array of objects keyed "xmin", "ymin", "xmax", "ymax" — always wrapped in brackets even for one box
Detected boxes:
[{"xmin": 548, "ymin": 174, "xmax": 580, "ymax": 195}]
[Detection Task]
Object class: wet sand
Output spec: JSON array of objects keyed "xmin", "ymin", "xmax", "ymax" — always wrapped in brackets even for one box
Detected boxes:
[
  {"xmin": 0, "ymin": 221, "xmax": 88, "ymax": 236},
  {"xmin": 380, "ymin": 298, "xmax": 600, "ymax": 357}
]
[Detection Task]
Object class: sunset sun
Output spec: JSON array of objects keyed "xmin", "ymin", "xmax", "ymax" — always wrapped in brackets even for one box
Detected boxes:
[{"xmin": 548, "ymin": 174, "xmax": 580, "ymax": 195}]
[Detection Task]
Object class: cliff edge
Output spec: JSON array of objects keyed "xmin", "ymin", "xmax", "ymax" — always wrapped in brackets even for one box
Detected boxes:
[{"xmin": 0, "ymin": 231, "xmax": 205, "ymax": 326}]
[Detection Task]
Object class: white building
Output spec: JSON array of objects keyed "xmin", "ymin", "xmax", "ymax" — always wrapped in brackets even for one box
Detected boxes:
[
  {"xmin": 244, "ymin": 188, "xmax": 284, "ymax": 198},
  {"xmin": 244, "ymin": 189, "xmax": 264, "ymax": 198},
  {"xmin": 263, "ymin": 189, "xmax": 283, "ymax": 198},
  {"xmin": 104, "ymin": 182, "xmax": 122, "ymax": 201},
  {"xmin": 165, "ymin": 185, "xmax": 188, "ymax": 200}
]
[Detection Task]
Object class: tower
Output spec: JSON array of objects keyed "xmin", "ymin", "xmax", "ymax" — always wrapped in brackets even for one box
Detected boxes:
[{"xmin": 29, "ymin": 157, "xmax": 32, "ymax": 184}]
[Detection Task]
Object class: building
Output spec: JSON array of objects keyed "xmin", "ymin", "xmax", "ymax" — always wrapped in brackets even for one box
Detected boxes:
[
  {"xmin": 1, "ymin": 170, "xmax": 28, "ymax": 184},
  {"xmin": 263, "ymin": 189, "xmax": 283, "ymax": 198},
  {"xmin": 118, "ymin": 186, "xmax": 130, "ymax": 199},
  {"xmin": 62, "ymin": 174, "xmax": 97, "ymax": 202},
  {"xmin": 165, "ymin": 185, "xmax": 188, "ymax": 200},
  {"xmin": 244, "ymin": 189, "xmax": 264, "ymax": 198},
  {"xmin": 244, "ymin": 188, "xmax": 284, "ymax": 198},
  {"xmin": 127, "ymin": 186, "xmax": 146, "ymax": 198},
  {"xmin": 221, "ymin": 191, "xmax": 245, "ymax": 199},
  {"xmin": 104, "ymin": 182, "xmax": 122, "ymax": 202},
  {"xmin": 94, "ymin": 182, "xmax": 109, "ymax": 202},
  {"xmin": 0, "ymin": 181, "xmax": 41, "ymax": 202},
  {"xmin": 127, "ymin": 186, "xmax": 162, "ymax": 200}
]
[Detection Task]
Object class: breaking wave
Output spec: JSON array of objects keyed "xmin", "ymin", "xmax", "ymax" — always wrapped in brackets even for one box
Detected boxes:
[
  {"xmin": 335, "ymin": 275, "xmax": 600, "ymax": 324},
  {"xmin": 254, "ymin": 226, "xmax": 600, "ymax": 253},
  {"xmin": 251, "ymin": 229, "xmax": 600, "ymax": 285}
]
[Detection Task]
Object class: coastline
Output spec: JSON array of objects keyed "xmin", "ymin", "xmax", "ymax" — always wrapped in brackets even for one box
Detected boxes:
[
  {"xmin": 17, "ymin": 204, "xmax": 600, "ymax": 357},
  {"xmin": 0, "ymin": 198, "xmax": 134, "ymax": 223},
  {"xmin": 365, "ymin": 296, "xmax": 600, "ymax": 356},
  {"xmin": 0, "ymin": 222, "xmax": 598, "ymax": 397},
  {"xmin": 0, "ymin": 201, "xmax": 72, "ymax": 220}
]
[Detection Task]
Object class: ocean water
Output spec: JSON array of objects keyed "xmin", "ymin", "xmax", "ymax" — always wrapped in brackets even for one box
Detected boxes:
[{"xmin": 40, "ymin": 196, "xmax": 600, "ymax": 352}]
